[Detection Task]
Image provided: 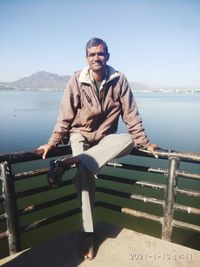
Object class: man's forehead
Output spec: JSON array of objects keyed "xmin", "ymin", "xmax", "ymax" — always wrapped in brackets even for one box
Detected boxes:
[{"xmin": 87, "ymin": 44, "xmax": 106, "ymax": 52}]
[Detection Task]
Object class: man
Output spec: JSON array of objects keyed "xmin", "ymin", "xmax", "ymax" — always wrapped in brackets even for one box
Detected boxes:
[{"xmin": 37, "ymin": 37, "xmax": 157, "ymax": 260}]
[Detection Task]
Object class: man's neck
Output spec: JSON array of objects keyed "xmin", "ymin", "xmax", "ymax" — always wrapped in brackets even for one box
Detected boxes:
[{"xmin": 91, "ymin": 69, "xmax": 106, "ymax": 82}]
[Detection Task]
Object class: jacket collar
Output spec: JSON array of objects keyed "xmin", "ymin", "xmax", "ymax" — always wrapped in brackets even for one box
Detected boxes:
[{"xmin": 79, "ymin": 65, "xmax": 119, "ymax": 85}]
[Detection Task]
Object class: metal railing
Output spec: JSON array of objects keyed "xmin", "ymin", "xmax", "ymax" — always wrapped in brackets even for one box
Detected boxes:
[{"xmin": 0, "ymin": 146, "xmax": 200, "ymax": 256}]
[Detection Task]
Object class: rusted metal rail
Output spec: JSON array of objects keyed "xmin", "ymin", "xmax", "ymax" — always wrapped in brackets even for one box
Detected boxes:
[{"xmin": 0, "ymin": 146, "xmax": 200, "ymax": 256}]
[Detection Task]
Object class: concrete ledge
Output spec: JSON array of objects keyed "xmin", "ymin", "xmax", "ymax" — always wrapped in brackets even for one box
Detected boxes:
[{"xmin": 0, "ymin": 222, "xmax": 199, "ymax": 267}]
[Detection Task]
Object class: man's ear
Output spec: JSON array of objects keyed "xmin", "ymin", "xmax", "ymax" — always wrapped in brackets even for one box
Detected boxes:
[
  {"xmin": 106, "ymin": 52, "xmax": 110, "ymax": 62},
  {"xmin": 86, "ymin": 55, "xmax": 89, "ymax": 64}
]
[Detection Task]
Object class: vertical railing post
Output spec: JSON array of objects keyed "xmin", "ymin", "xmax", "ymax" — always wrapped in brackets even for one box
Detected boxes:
[
  {"xmin": 0, "ymin": 161, "xmax": 21, "ymax": 254},
  {"xmin": 161, "ymin": 157, "xmax": 180, "ymax": 241}
]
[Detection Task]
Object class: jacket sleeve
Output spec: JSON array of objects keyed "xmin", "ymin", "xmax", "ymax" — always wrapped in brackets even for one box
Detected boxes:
[
  {"xmin": 120, "ymin": 75, "xmax": 150, "ymax": 149},
  {"xmin": 48, "ymin": 75, "xmax": 80, "ymax": 147}
]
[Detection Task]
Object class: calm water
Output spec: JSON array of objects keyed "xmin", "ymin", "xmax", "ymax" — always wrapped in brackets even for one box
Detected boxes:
[
  {"xmin": 0, "ymin": 90, "xmax": 200, "ymax": 257},
  {"xmin": 0, "ymin": 90, "xmax": 200, "ymax": 153}
]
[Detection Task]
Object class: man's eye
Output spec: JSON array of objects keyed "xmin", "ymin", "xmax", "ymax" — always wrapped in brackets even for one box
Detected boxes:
[
  {"xmin": 89, "ymin": 52, "xmax": 105, "ymax": 57},
  {"xmin": 98, "ymin": 52, "xmax": 105, "ymax": 56}
]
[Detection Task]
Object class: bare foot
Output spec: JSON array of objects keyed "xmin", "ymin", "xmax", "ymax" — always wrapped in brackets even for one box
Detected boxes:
[{"xmin": 80, "ymin": 233, "xmax": 94, "ymax": 260}]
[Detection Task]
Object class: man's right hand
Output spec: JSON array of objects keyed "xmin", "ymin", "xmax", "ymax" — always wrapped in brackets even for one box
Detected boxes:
[{"xmin": 37, "ymin": 143, "xmax": 54, "ymax": 159}]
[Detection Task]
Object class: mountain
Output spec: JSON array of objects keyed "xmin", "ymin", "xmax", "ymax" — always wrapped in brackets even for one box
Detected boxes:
[
  {"xmin": 2, "ymin": 71, "xmax": 198, "ymax": 93},
  {"xmin": 0, "ymin": 71, "xmax": 149, "ymax": 91},
  {"xmin": 129, "ymin": 82, "xmax": 150, "ymax": 91},
  {"xmin": 0, "ymin": 71, "xmax": 70, "ymax": 90}
]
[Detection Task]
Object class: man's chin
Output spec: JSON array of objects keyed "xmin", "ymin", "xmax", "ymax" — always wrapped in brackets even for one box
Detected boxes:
[{"xmin": 91, "ymin": 65, "xmax": 105, "ymax": 71}]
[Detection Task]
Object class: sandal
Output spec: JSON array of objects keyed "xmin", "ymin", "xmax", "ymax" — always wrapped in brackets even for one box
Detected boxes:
[
  {"xmin": 47, "ymin": 158, "xmax": 70, "ymax": 187},
  {"xmin": 80, "ymin": 232, "xmax": 94, "ymax": 260}
]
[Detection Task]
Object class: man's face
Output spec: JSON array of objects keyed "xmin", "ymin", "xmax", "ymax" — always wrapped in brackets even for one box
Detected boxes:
[{"xmin": 86, "ymin": 44, "xmax": 110, "ymax": 72}]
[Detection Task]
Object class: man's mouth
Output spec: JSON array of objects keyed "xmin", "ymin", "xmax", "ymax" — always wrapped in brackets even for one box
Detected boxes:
[{"xmin": 93, "ymin": 62, "xmax": 102, "ymax": 66}]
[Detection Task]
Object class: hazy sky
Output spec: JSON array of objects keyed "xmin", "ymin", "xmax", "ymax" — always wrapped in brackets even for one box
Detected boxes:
[{"xmin": 0, "ymin": 0, "xmax": 200, "ymax": 87}]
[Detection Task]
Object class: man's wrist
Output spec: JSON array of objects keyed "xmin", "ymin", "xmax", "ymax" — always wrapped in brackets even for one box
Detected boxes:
[{"xmin": 47, "ymin": 142, "xmax": 58, "ymax": 148}]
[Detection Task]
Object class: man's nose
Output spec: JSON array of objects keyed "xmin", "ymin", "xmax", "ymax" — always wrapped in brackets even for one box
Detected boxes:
[{"xmin": 94, "ymin": 53, "xmax": 100, "ymax": 60}]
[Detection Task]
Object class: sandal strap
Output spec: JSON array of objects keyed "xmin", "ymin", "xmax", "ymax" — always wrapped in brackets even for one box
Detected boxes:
[{"xmin": 51, "ymin": 159, "xmax": 70, "ymax": 171}]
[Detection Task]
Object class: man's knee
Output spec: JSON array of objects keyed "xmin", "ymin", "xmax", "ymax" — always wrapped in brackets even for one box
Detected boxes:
[
  {"xmin": 120, "ymin": 134, "xmax": 133, "ymax": 145},
  {"xmin": 105, "ymin": 134, "xmax": 133, "ymax": 147},
  {"xmin": 110, "ymin": 134, "xmax": 134, "ymax": 157}
]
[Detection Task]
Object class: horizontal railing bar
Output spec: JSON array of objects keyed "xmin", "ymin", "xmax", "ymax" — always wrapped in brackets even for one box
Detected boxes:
[
  {"xmin": 149, "ymin": 168, "xmax": 167, "ymax": 175},
  {"xmin": 107, "ymin": 162, "xmax": 167, "ymax": 175},
  {"xmin": 98, "ymin": 174, "xmax": 165, "ymax": 190},
  {"xmin": 96, "ymin": 186, "xmax": 200, "ymax": 215},
  {"xmin": 107, "ymin": 162, "xmax": 155, "ymax": 173},
  {"xmin": 18, "ymin": 193, "xmax": 77, "ymax": 216},
  {"xmin": 0, "ymin": 146, "xmax": 72, "ymax": 164},
  {"xmin": 133, "ymin": 148, "xmax": 200, "ymax": 163},
  {"xmin": 96, "ymin": 201, "xmax": 200, "ymax": 233},
  {"xmin": 175, "ymin": 204, "xmax": 200, "ymax": 215},
  {"xmin": 20, "ymin": 207, "xmax": 81, "ymax": 233},
  {"xmin": 130, "ymin": 194, "xmax": 163, "ymax": 205},
  {"xmin": 96, "ymin": 187, "xmax": 164, "ymax": 206},
  {"xmin": 122, "ymin": 207, "xmax": 162, "ymax": 223},
  {"xmin": 98, "ymin": 174, "xmax": 138, "ymax": 185},
  {"xmin": 177, "ymin": 171, "xmax": 200, "ymax": 180},
  {"xmin": 107, "ymin": 162, "xmax": 200, "ymax": 181},
  {"xmin": 1, "ymin": 146, "xmax": 200, "ymax": 164},
  {"xmin": 12, "ymin": 164, "xmax": 166, "ymax": 183},
  {"xmin": 14, "ymin": 168, "xmax": 49, "ymax": 180},
  {"xmin": 12, "ymin": 165, "xmax": 200, "ymax": 186},
  {"xmin": 95, "ymin": 200, "xmax": 121, "ymax": 212},
  {"xmin": 175, "ymin": 188, "xmax": 200, "ymax": 198},
  {"xmin": 135, "ymin": 180, "xmax": 165, "ymax": 190},
  {"xmin": 0, "ymin": 231, "xmax": 8, "ymax": 240},
  {"xmin": 14, "ymin": 166, "xmax": 75, "ymax": 181},
  {"xmin": 173, "ymin": 219, "xmax": 200, "ymax": 233},
  {"xmin": 95, "ymin": 200, "xmax": 162, "ymax": 223},
  {"xmin": 16, "ymin": 179, "xmax": 73, "ymax": 199}
]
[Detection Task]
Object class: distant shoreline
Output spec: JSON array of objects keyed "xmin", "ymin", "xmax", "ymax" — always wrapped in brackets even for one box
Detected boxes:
[
  {"xmin": 1, "ymin": 88, "xmax": 200, "ymax": 94},
  {"xmin": 1, "ymin": 71, "xmax": 200, "ymax": 94}
]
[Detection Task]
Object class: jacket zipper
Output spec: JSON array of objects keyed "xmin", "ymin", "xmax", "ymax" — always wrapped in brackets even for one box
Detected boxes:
[
  {"xmin": 82, "ymin": 89, "xmax": 93, "ymax": 107},
  {"xmin": 83, "ymin": 84, "xmax": 106, "ymax": 126}
]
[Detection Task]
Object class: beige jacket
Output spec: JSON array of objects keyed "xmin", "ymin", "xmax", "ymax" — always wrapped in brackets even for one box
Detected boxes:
[{"xmin": 48, "ymin": 65, "xmax": 150, "ymax": 149}]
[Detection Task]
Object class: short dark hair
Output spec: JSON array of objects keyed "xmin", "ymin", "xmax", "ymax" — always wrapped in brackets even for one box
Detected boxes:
[{"xmin": 86, "ymin": 37, "xmax": 109, "ymax": 56}]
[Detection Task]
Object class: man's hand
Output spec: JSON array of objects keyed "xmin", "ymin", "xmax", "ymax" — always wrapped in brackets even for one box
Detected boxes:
[
  {"xmin": 147, "ymin": 143, "xmax": 158, "ymax": 158},
  {"xmin": 37, "ymin": 143, "xmax": 54, "ymax": 159}
]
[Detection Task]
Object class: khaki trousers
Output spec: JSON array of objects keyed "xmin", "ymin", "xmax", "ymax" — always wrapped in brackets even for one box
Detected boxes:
[{"xmin": 70, "ymin": 133, "xmax": 134, "ymax": 232}]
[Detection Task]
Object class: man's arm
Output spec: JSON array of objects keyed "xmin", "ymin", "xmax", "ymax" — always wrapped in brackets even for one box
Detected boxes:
[
  {"xmin": 37, "ymin": 75, "xmax": 80, "ymax": 158},
  {"xmin": 120, "ymin": 75, "xmax": 158, "ymax": 157}
]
